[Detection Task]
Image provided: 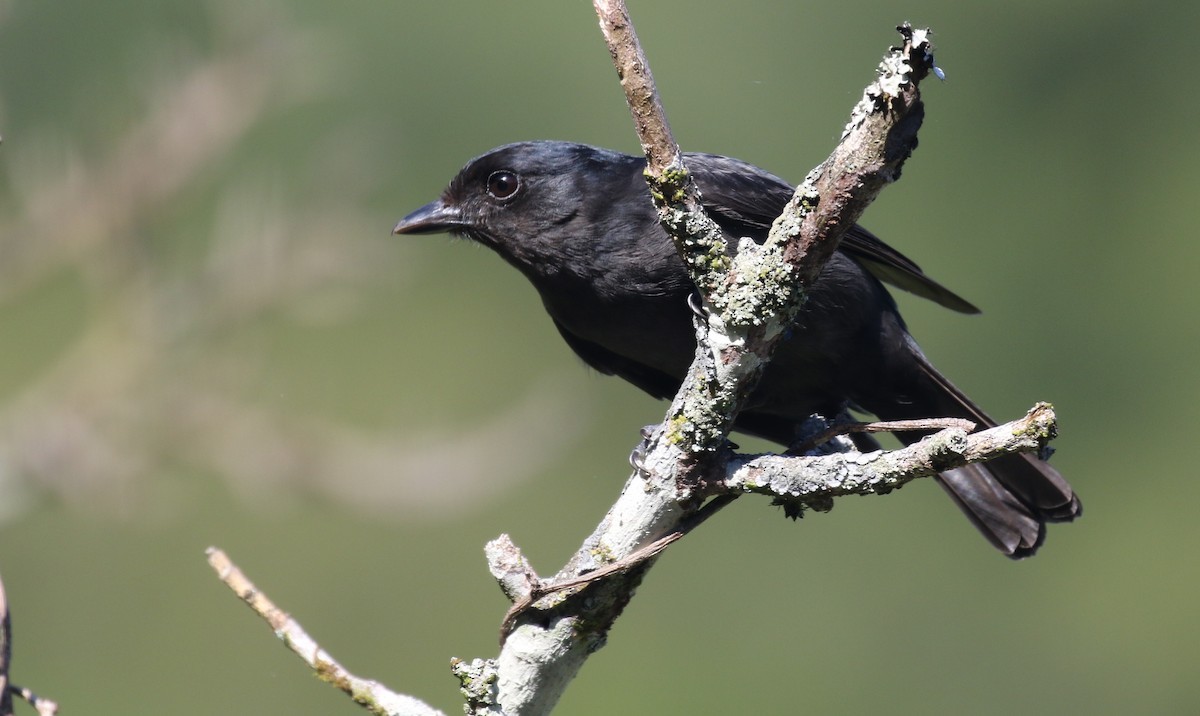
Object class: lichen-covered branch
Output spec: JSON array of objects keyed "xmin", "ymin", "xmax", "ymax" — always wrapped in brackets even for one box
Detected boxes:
[
  {"xmin": 205, "ymin": 548, "xmax": 444, "ymax": 716},
  {"xmin": 774, "ymin": 25, "xmax": 937, "ymax": 286},
  {"xmin": 593, "ymin": 0, "xmax": 731, "ymax": 309},
  {"xmin": 460, "ymin": 6, "xmax": 951, "ymax": 716},
  {"xmin": 726, "ymin": 404, "xmax": 1058, "ymax": 504},
  {"xmin": 596, "ymin": 16, "xmax": 938, "ymax": 475},
  {"xmin": 472, "ymin": 403, "xmax": 1057, "ymax": 714}
]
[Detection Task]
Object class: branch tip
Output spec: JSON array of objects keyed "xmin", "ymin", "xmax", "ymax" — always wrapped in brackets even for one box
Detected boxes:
[{"xmin": 485, "ymin": 534, "xmax": 539, "ymax": 603}]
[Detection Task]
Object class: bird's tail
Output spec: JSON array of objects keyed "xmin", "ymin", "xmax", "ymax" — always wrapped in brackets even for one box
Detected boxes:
[{"xmin": 880, "ymin": 337, "xmax": 1081, "ymax": 558}]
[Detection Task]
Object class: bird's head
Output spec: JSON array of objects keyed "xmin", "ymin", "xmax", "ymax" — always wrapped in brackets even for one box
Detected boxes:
[{"xmin": 393, "ymin": 141, "xmax": 650, "ymax": 280}]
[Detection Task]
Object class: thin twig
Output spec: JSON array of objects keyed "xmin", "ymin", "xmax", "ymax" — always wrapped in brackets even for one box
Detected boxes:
[
  {"xmin": 0, "ymin": 570, "xmax": 10, "ymax": 716},
  {"xmin": 593, "ymin": 0, "xmax": 681, "ymax": 173},
  {"xmin": 206, "ymin": 548, "xmax": 444, "ymax": 716},
  {"xmin": 497, "ymin": 492, "xmax": 739, "ymax": 642},
  {"xmin": 0, "ymin": 570, "xmax": 58, "ymax": 716},
  {"xmin": 5, "ymin": 686, "xmax": 56, "ymax": 716},
  {"xmin": 792, "ymin": 416, "xmax": 976, "ymax": 454}
]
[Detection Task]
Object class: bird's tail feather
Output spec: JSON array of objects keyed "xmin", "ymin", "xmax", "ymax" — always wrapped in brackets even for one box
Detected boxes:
[{"xmin": 884, "ymin": 337, "xmax": 1081, "ymax": 558}]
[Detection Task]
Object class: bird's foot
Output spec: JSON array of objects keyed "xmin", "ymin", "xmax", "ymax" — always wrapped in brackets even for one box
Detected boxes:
[
  {"xmin": 687, "ymin": 290, "xmax": 707, "ymax": 320},
  {"xmin": 628, "ymin": 424, "xmax": 658, "ymax": 475}
]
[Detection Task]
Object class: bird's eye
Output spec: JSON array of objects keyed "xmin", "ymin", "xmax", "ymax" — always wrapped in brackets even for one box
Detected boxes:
[{"xmin": 486, "ymin": 170, "xmax": 520, "ymax": 200}]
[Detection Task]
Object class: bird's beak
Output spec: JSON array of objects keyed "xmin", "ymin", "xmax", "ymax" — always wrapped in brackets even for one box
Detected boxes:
[{"xmin": 392, "ymin": 199, "xmax": 466, "ymax": 235}]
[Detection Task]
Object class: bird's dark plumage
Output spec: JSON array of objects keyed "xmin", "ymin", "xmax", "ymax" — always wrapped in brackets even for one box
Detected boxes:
[{"xmin": 394, "ymin": 140, "xmax": 1080, "ymax": 558}]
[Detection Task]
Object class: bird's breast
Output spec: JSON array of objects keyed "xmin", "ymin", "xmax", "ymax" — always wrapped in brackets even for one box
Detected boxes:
[{"xmin": 537, "ymin": 269, "xmax": 697, "ymax": 378}]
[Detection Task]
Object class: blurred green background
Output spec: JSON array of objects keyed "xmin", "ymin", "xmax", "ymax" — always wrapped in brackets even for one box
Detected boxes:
[{"xmin": 0, "ymin": 0, "xmax": 1195, "ymax": 713}]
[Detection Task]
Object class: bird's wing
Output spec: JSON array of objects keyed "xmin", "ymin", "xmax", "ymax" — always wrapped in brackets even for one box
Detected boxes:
[
  {"xmin": 840, "ymin": 224, "xmax": 980, "ymax": 314},
  {"xmin": 551, "ymin": 318, "xmax": 680, "ymax": 400},
  {"xmin": 685, "ymin": 152, "xmax": 980, "ymax": 314}
]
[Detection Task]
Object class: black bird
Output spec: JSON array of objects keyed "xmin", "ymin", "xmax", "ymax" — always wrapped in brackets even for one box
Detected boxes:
[{"xmin": 394, "ymin": 141, "xmax": 1080, "ymax": 558}]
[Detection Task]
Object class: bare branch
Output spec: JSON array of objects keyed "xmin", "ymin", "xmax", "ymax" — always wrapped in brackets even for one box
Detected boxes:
[
  {"xmin": 4, "ymin": 685, "xmax": 56, "ymax": 716},
  {"xmin": 205, "ymin": 548, "xmax": 444, "ymax": 716},
  {"xmin": 593, "ymin": 0, "xmax": 679, "ymax": 172},
  {"xmin": 0, "ymin": 569, "xmax": 58, "ymax": 716},
  {"xmin": 0, "ymin": 571, "xmax": 10, "ymax": 716}
]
